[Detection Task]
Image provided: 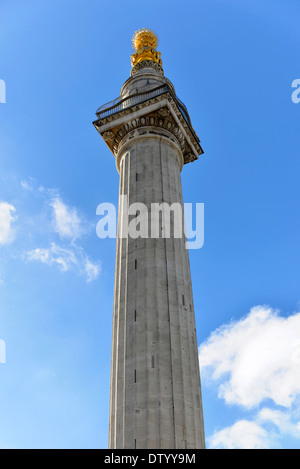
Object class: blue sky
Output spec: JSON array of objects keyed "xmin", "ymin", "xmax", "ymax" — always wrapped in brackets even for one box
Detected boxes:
[{"xmin": 0, "ymin": 0, "xmax": 299, "ymax": 449}]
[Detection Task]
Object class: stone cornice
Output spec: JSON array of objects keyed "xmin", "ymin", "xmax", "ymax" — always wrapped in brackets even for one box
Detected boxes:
[{"xmin": 93, "ymin": 92, "xmax": 203, "ymax": 165}]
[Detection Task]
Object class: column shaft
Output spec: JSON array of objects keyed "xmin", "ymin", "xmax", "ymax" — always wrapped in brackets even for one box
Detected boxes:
[{"xmin": 109, "ymin": 135, "xmax": 205, "ymax": 449}]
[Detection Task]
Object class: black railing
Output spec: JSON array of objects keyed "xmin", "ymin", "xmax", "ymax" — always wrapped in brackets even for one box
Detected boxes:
[
  {"xmin": 96, "ymin": 84, "xmax": 168, "ymax": 119},
  {"xmin": 96, "ymin": 84, "xmax": 197, "ymax": 142}
]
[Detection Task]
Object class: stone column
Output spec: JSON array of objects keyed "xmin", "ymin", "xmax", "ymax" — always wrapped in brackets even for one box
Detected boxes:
[
  {"xmin": 94, "ymin": 29, "xmax": 205, "ymax": 450},
  {"xmin": 108, "ymin": 129, "xmax": 204, "ymax": 449}
]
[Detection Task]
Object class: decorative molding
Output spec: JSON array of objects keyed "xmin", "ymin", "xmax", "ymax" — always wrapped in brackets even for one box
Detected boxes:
[
  {"xmin": 102, "ymin": 131, "xmax": 114, "ymax": 142},
  {"xmin": 94, "ymin": 93, "xmax": 203, "ymax": 165},
  {"xmin": 131, "ymin": 60, "xmax": 164, "ymax": 77},
  {"xmin": 103, "ymin": 111, "xmax": 186, "ymax": 158}
]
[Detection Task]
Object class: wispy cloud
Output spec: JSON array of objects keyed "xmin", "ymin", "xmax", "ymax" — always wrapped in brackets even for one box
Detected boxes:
[
  {"xmin": 50, "ymin": 197, "xmax": 85, "ymax": 241},
  {"xmin": 0, "ymin": 202, "xmax": 16, "ymax": 246},
  {"xmin": 27, "ymin": 242, "xmax": 101, "ymax": 283},
  {"xmin": 199, "ymin": 305, "xmax": 300, "ymax": 448},
  {"xmin": 20, "ymin": 177, "xmax": 35, "ymax": 192},
  {"xmin": 18, "ymin": 177, "xmax": 100, "ymax": 283},
  {"xmin": 27, "ymin": 242, "xmax": 78, "ymax": 272},
  {"xmin": 83, "ymin": 258, "xmax": 100, "ymax": 283}
]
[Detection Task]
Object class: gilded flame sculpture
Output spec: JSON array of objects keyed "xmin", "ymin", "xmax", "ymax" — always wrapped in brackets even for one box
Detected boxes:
[{"xmin": 131, "ymin": 28, "xmax": 163, "ymax": 69}]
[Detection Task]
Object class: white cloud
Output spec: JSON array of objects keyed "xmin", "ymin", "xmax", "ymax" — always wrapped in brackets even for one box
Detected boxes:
[
  {"xmin": 208, "ymin": 419, "xmax": 271, "ymax": 449},
  {"xmin": 50, "ymin": 197, "xmax": 85, "ymax": 240},
  {"xmin": 15, "ymin": 178, "xmax": 101, "ymax": 283},
  {"xmin": 199, "ymin": 305, "xmax": 300, "ymax": 448},
  {"xmin": 20, "ymin": 177, "xmax": 36, "ymax": 192},
  {"xmin": 207, "ymin": 406, "xmax": 300, "ymax": 449},
  {"xmin": 258, "ymin": 407, "xmax": 300, "ymax": 440},
  {"xmin": 27, "ymin": 242, "xmax": 78, "ymax": 272},
  {"xmin": 21, "ymin": 181, "xmax": 32, "ymax": 191},
  {"xmin": 84, "ymin": 258, "xmax": 101, "ymax": 283},
  {"xmin": 27, "ymin": 242, "xmax": 100, "ymax": 283},
  {"xmin": 199, "ymin": 305, "xmax": 300, "ymax": 408},
  {"xmin": 0, "ymin": 202, "xmax": 16, "ymax": 245}
]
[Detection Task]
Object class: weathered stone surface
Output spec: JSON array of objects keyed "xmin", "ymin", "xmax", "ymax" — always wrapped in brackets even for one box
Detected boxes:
[
  {"xmin": 108, "ymin": 136, "xmax": 205, "ymax": 449},
  {"xmin": 95, "ymin": 64, "xmax": 205, "ymax": 450}
]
